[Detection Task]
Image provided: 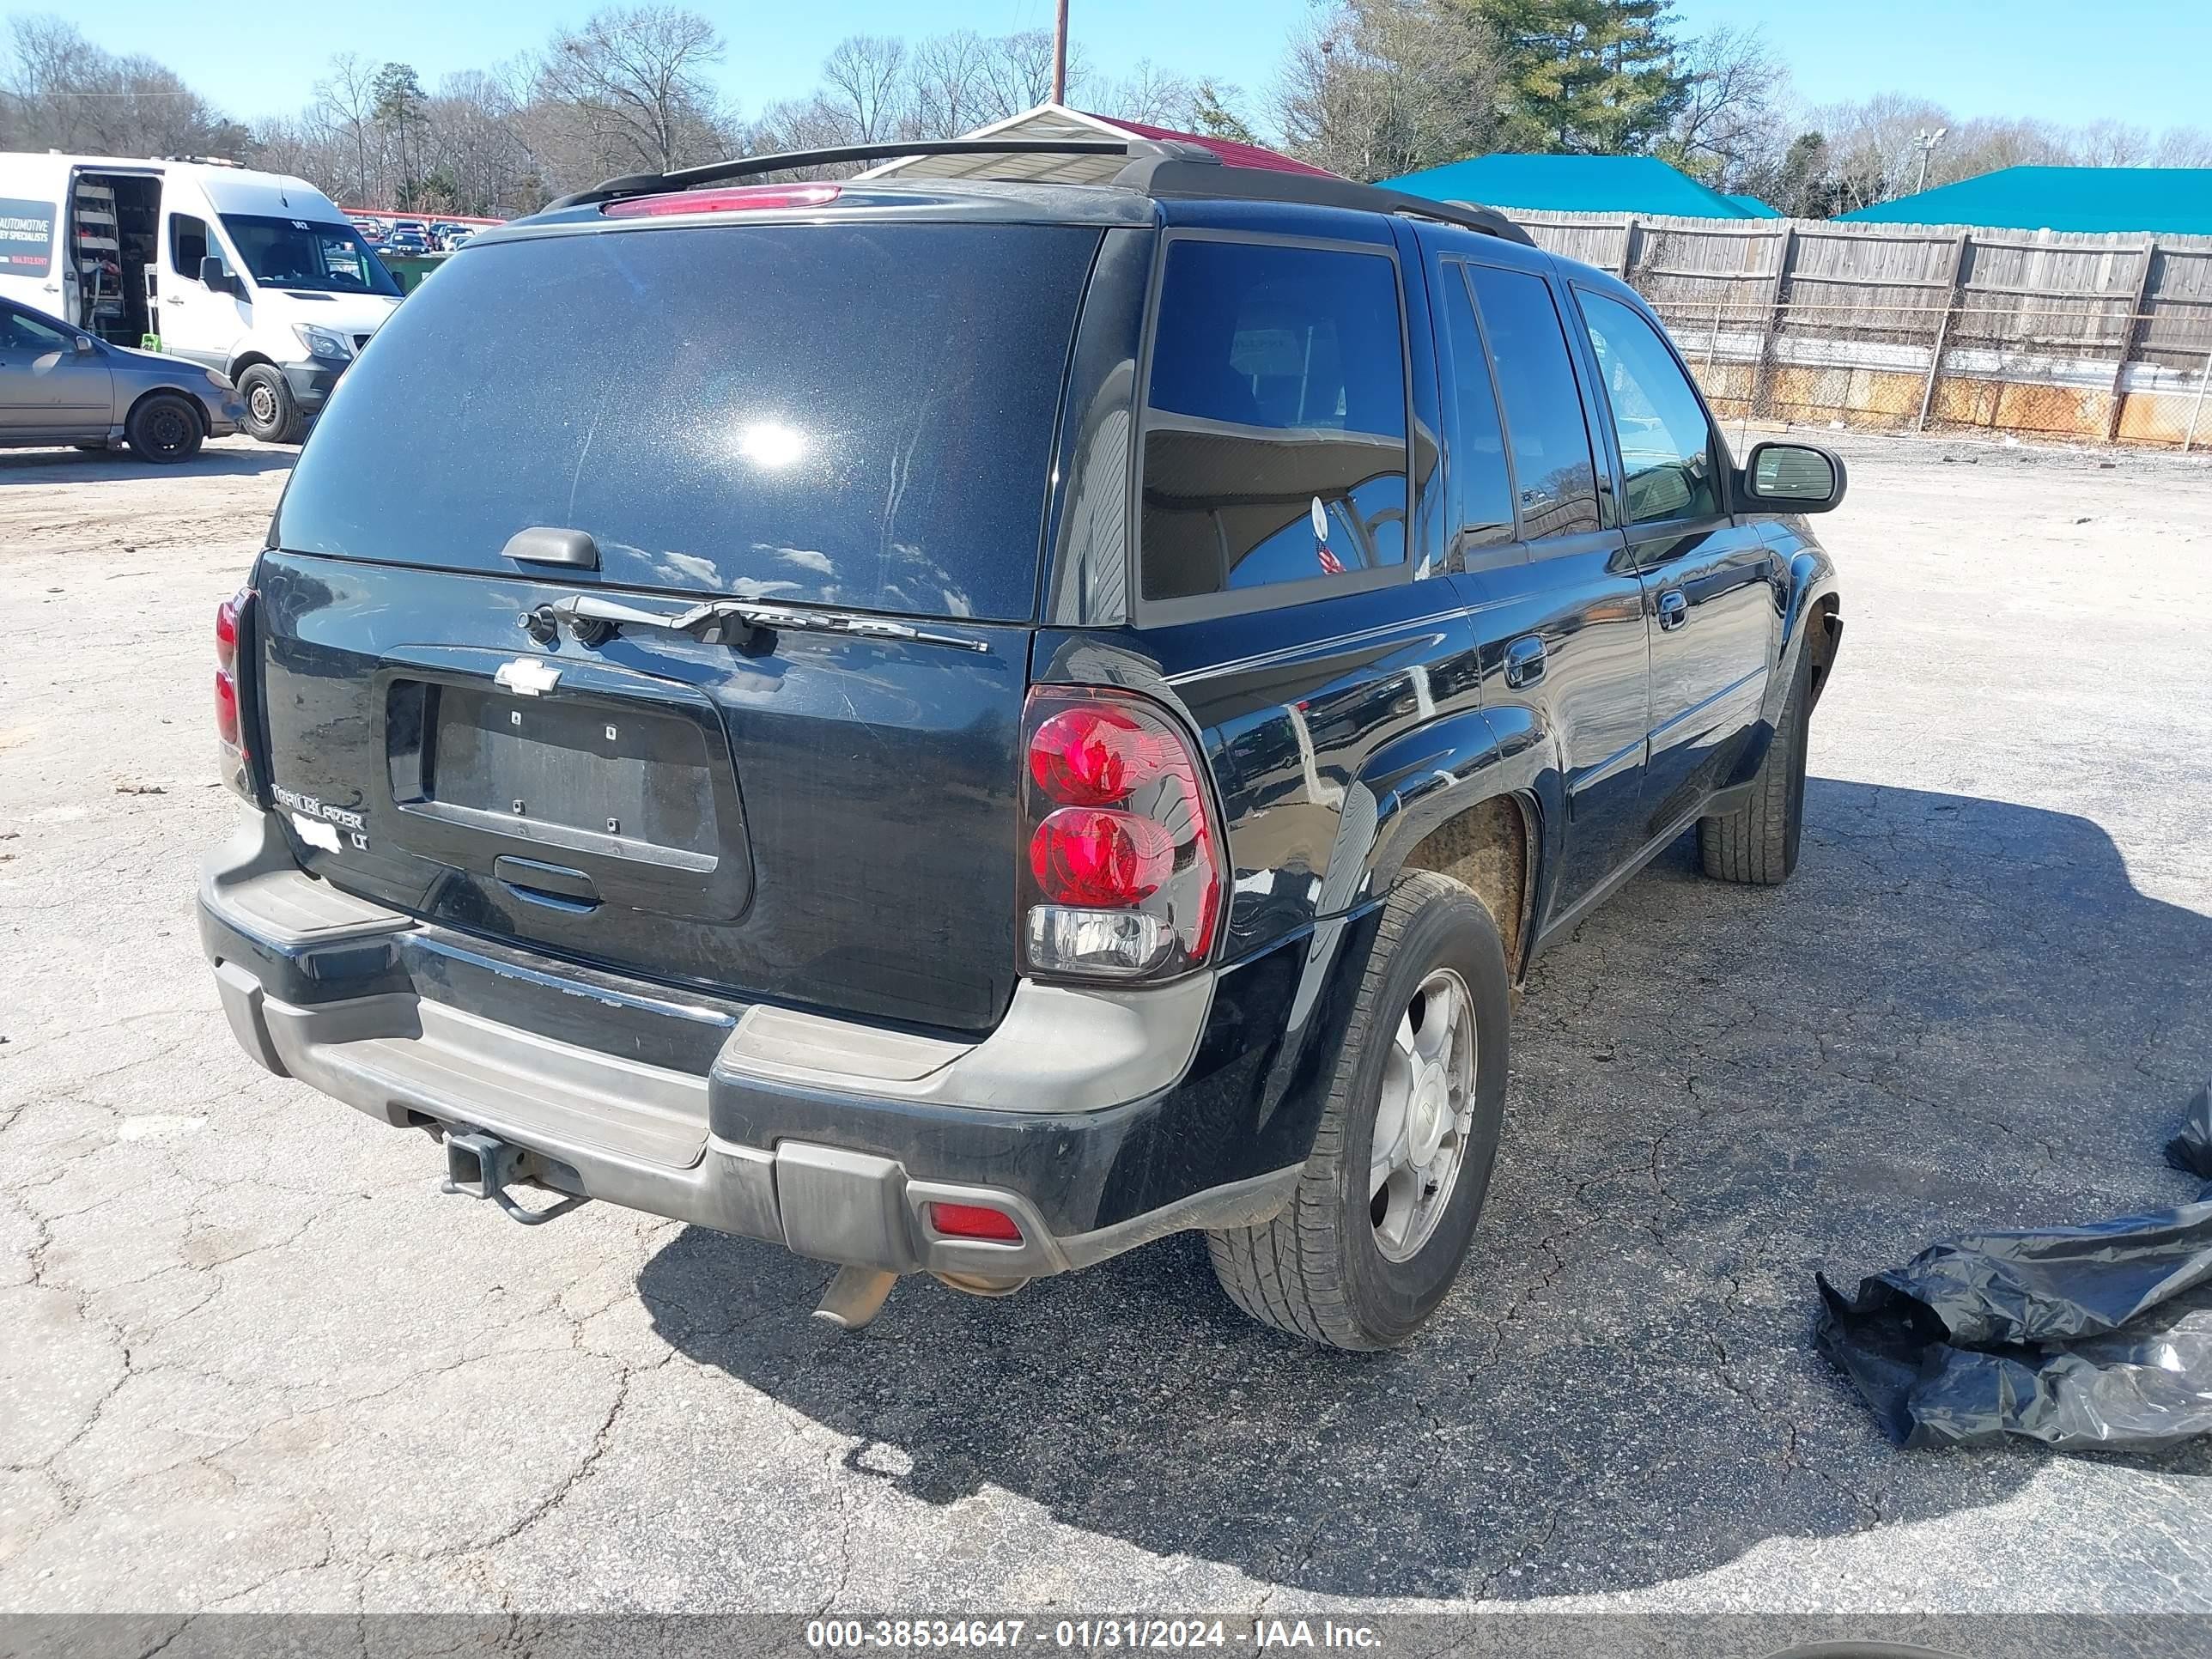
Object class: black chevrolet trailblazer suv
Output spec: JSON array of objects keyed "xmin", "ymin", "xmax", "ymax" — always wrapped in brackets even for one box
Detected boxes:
[{"xmin": 198, "ymin": 137, "xmax": 1845, "ymax": 1348}]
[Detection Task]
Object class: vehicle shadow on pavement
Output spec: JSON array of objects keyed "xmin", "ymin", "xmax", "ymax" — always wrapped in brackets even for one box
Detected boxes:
[
  {"xmin": 0, "ymin": 446, "xmax": 295, "ymax": 482},
  {"xmin": 638, "ymin": 779, "xmax": 2212, "ymax": 1600}
]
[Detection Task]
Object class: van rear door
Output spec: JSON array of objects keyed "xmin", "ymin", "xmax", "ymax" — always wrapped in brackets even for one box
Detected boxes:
[{"xmin": 254, "ymin": 215, "xmax": 1107, "ymax": 1033}]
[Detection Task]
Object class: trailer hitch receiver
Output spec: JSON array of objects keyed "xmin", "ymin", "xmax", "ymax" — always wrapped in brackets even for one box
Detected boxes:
[{"xmin": 441, "ymin": 1130, "xmax": 591, "ymax": 1226}]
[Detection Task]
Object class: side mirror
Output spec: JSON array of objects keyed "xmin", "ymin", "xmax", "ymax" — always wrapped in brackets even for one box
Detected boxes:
[
  {"xmin": 198, "ymin": 254, "xmax": 234, "ymax": 294},
  {"xmin": 1738, "ymin": 441, "xmax": 1847, "ymax": 514},
  {"xmin": 74, "ymin": 334, "xmax": 95, "ymax": 355}
]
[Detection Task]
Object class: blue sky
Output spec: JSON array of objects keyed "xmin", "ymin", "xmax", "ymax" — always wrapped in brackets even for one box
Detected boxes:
[{"xmin": 40, "ymin": 1, "xmax": 2212, "ymax": 134}]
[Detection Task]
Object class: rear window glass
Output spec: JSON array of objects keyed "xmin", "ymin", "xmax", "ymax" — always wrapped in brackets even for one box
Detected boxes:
[{"xmin": 275, "ymin": 222, "xmax": 1103, "ymax": 622}]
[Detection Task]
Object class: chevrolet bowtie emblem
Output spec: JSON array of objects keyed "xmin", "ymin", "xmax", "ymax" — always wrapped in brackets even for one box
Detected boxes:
[{"xmin": 494, "ymin": 657, "xmax": 562, "ymax": 696}]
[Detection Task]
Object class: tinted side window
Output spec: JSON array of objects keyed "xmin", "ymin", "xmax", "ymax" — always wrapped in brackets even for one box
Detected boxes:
[
  {"xmin": 170, "ymin": 214, "xmax": 210, "ymax": 277},
  {"xmin": 1578, "ymin": 291, "xmax": 1719, "ymax": 525},
  {"xmin": 1439, "ymin": 264, "xmax": 1515, "ymax": 553},
  {"xmin": 1463, "ymin": 264, "xmax": 1599, "ymax": 539},
  {"xmin": 1, "ymin": 304, "xmax": 68, "ymax": 351},
  {"xmin": 1141, "ymin": 238, "xmax": 1407, "ymax": 603}
]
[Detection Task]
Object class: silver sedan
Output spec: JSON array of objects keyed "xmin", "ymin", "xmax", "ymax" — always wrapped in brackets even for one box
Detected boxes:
[{"xmin": 0, "ymin": 298, "xmax": 248, "ymax": 463}]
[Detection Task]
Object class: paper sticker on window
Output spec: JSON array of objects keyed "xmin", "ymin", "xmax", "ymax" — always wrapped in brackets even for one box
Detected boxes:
[{"xmin": 1311, "ymin": 497, "xmax": 1344, "ymax": 575}]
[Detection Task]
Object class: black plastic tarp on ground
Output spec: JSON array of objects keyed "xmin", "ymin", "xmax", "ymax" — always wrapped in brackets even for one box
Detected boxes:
[
  {"xmin": 2166, "ymin": 1082, "xmax": 2212, "ymax": 1181},
  {"xmin": 1817, "ymin": 1085, "xmax": 2212, "ymax": 1450}
]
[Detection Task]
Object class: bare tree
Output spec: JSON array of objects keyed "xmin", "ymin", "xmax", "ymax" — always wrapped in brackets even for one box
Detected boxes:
[
  {"xmin": 1662, "ymin": 26, "xmax": 1790, "ymax": 193},
  {"xmin": 979, "ymin": 28, "xmax": 1082, "ymax": 118},
  {"xmin": 819, "ymin": 35, "xmax": 912, "ymax": 143},
  {"xmin": 313, "ymin": 52, "xmax": 380, "ymax": 205},
  {"xmin": 536, "ymin": 5, "xmax": 730, "ymax": 176},
  {"xmin": 2153, "ymin": 126, "xmax": 2212, "ymax": 167},
  {"xmin": 749, "ymin": 25, "xmax": 1110, "ymax": 173},
  {"xmin": 1098, "ymin": 60, "xmax": 1198, "ymax": 129},
  {"xmin": 908, "ymin": 30, "xmax": 994, "ymax": 137},
  {"xmin": 2072, "ymin": 118, "xmax": 2151, "ymax": 168},
  {"xmin": 1802, "ymin": 92, "xmax": 1952, "ymax": 210},
  {"xmin": 3, "ymin": 14, "xmax": 243, "ymax": 156},
  {"xmin": 1276, "ymin": 0, "xmax": 1500, "ymax": 182}
]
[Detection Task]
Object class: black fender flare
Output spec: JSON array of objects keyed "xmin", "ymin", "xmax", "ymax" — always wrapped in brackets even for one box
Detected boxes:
[
  {"xmin": 1767, "ymin": 543, "xmax": 1842, "ymax": 724},
  {"xmin": 1242, "ymin": 703, "xmax": 1562, "ymax": 1139},
  {"xmin": 1724, "ymin": 544, "xmax": 1841, "ymax": 790},
  {"xmin": 1359, "ymin": 707, "xmax": 1560, "ymax": 891}
]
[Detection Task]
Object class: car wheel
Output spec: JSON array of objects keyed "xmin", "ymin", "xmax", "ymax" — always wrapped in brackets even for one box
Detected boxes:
[
  {"xmin": 1698, "ymin": 641, "xmax": 1811, "ymax": 885},
  {"xmin": 124, "ymin": 393, "xmax": 204, "ymax": 464},
  {"xmin": 238, "ymin": 364, "xmax": 306, "ymax": 445},
  {"xmin": 1206, "ymin": 870, "xmax": 1510, "ymax": 1350}
]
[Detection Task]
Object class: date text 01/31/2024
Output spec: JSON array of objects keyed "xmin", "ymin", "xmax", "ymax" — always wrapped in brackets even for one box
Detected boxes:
[{"xmin": 805, "ymin": 1620, "xmax": 1383, "ymax": 1651}]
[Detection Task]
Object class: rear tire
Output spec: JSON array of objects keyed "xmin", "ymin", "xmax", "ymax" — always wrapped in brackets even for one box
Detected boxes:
[
  {"xmin": 124, "ymin": 393, "xmax": 204, "ymax": 464},
  {"xmin": 238, "ymin": 364, "xmax": 306, "ymax": 445},
  {"xmin": 1206, "ymin": 870, "xmax": 1510, "ymax": 1350},
  {"xmin": 1698, "ymin": 643, "xmax": 1811, "ymax": 885}
]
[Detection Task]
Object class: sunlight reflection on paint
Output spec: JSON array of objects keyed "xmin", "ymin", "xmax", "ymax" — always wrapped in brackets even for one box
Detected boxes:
[{"xmin": 735, "ymin": 421, "xmax": 807, "ymax": 468}]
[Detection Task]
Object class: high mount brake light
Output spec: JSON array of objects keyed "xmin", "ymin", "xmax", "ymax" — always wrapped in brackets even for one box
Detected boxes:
[
  {"xmin": 603, "ymin": 183, "xmax": 842, "ymax": 218},
  {"xmin": 214, "ymin": 589, "xmax": 257, "ymax": 803},
  {"xmin": 1018, "ymin": 687, "xmax": 1222, "ymax": 980}
]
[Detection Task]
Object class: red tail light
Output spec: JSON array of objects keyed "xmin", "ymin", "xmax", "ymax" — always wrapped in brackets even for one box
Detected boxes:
[
  {"xmin": 604, "ymin": 183, "xmax": 842, "ymax": 218},
  {"xmin": 1019, "ymin": 687, "xmax": 1223, "ymax": 980},
  {"xmin": 216, "ymin": 595, "xmax": 240, "ymax": 672},
  {"xmin": 215, "ymin": 588, "xmax": 256, "ymax": 802},
  {"xmin": 1030, "ymin": 808, "xmax": 1175, "ymax": 907},
  {"xmin": 213, "ymin": 670, "xmax": 241, "ymax": 748},
  {"xmin": 928, "ymin": 1203, "xmax": 1024, "ymax": 1243}
]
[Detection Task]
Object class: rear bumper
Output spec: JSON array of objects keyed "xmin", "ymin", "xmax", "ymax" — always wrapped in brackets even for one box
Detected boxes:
[{"xmin": 198, "ymin": 813, "xmax": 1304, "ymax": 1275}]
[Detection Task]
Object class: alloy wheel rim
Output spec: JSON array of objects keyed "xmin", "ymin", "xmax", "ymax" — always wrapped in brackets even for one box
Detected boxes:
[{"xmin": 1368, "ymin": 966, "xmax": 1477, "ymax": 1263}]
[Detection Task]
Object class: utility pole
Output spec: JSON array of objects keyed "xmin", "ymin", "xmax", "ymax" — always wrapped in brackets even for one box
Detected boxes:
[
  {"xmin": 1053, "ymin": 0, "xmax": 1069, "ymax": 104},
  {"xmin": 1912, "ymin": 125, "xmax": 1949, "ymax": 195}
]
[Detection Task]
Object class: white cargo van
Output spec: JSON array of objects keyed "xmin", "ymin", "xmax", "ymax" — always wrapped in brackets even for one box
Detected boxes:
[{"xmin": 0, "ymin": 153, "xmax": 402, "ymax": 441}]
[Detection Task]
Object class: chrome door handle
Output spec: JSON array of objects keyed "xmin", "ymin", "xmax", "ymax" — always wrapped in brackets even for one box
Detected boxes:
[
  {"xmin": 1656, "ymin": 590, "xmax": 1688, "ymax": 631},
  {"xmin": 163, "ymin": 295, "xmax": 184, "ymax": 306},
  {"xmin": 1503, "ymin": 635, "xmax": 1547, "ymax": 689}
]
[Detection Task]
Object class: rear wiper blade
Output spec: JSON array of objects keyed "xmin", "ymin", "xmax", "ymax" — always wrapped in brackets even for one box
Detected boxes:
[{"xmin": 530, "ymin": 593, "xmax": 989, "ymax": 654}]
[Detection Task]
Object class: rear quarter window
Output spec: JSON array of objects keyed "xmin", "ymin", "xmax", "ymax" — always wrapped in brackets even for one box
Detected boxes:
[
  {"xmin": 273, "ymin": 221, "xmax": 1103, "ymax": 622},
  {"xmin": 1139, "ymin": 237, "xmax": 1409, "ymax": 606},
  {"xmin": 1462, "ymin": 263, "xmax": 1601, "ymax": 540}
]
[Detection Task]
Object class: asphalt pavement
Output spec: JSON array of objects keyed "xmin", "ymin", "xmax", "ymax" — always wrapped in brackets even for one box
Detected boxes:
[{"xmin": 2, "ymin": 432, "xmax": 2209, "ymax": 1628}]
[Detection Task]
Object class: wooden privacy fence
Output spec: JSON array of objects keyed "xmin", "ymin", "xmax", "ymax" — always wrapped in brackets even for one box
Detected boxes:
[{"xmin": 1505, "ymin": 208, "xmax": 2212, "ymax": 449}]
